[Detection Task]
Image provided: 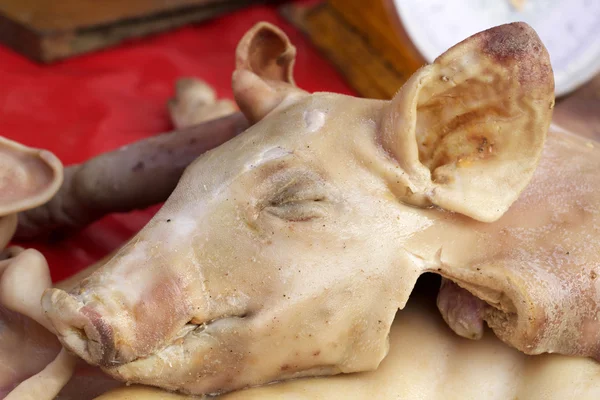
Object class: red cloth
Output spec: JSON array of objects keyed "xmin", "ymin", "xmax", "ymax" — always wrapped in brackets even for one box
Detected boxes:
[{"xmin": 0, "ymin": 2, "xmax": 354, "ymax": 281}]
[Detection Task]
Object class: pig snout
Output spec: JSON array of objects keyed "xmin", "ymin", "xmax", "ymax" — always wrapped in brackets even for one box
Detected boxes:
[
  {"xmin": 42, "ymin": 288, "xmax": 124, "ymax": 366},
  {"xmin": 41, "ymin": 241, "xmax": 209, "ymax": 368},
  {"xmin": 42, "ymin": 280, "xmax": 198, "ymax": 367}
]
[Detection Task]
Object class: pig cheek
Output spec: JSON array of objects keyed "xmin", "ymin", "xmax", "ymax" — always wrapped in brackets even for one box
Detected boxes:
[{"xmin": 130, "ymin": 277, "xmax": 192, "ymax": 356}]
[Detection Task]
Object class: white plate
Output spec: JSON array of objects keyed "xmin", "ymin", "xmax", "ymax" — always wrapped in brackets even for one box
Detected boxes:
[{"xmin": 392, "ymin": 0, "xmax": 600, "ymax": 96}]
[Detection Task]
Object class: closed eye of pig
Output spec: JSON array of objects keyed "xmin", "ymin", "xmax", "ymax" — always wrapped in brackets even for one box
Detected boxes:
[
  {"xmin": 41, "ymin": 21, "xmax": 600, "ymax": 397},
  {"xmin": 251, "ymin": 161, "xmax": 333, "ymax": 222}
]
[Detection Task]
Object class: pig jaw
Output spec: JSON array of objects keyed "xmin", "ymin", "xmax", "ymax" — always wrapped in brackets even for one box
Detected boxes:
[{"xmin": 42, "ymin": 234, "xmax": 207, "ymax": 367}]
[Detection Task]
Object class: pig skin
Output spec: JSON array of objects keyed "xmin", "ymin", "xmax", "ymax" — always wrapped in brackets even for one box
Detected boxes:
[{"xmin": 42, "ymin": 21, "xmax": 600, "ymax": 397}]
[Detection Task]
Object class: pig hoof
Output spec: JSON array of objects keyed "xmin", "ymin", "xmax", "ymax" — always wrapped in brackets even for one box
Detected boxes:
[
  {"xmin": 168, "ymin": 77, "xmax": 237, "ymax": 129},
  {"xmin": 437, "ymin": 279, "xmax": 487, "ymax": 340}
]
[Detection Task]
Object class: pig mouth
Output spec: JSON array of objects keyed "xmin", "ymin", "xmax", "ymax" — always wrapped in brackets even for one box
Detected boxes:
[
  {"xmin": 42, "ymin": 288, "xmax": 121, "ymax": 366},
  {"xmin": 42, "ymin": 288, "xmax": 220, "ymax": 368}
]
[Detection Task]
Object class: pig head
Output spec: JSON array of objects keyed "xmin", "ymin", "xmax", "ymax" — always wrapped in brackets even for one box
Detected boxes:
[{"xmin": 42, "ymin": 22, "xmax": 600, "ymax": 396}]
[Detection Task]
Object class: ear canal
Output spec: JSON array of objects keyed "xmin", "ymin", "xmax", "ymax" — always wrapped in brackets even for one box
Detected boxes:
[
  {"xmin": 382, "ymin": 22, "xmax": 554, "ymax": 222},
  {"xmin": 0, "ymin": 137, "xmax": 63, "ymax": 216},
  {"xmin": 232, "ymin": 22, "xmax": 307, "ymax": 124},
  {"xmin": 235, "ymin": 21, "xmax": 296, "ymax": 85}
]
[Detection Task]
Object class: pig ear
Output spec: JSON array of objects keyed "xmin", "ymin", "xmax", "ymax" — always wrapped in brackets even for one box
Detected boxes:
[
  {"xmin": 0, "ymin": 137, "xmax": 63, "ymax": 216},
  {"xmin": 232, "ymin": 22, "xmax": 307, "ymax": 123},
  {"xmin": 381, "ymin": 23, "xmax": 554, "ymax": 222}
]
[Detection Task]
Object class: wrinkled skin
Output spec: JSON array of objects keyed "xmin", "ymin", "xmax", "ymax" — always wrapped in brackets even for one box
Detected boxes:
[{"xmin": 42, "ymin": 22, "xmax": 600, "ymax": 396}]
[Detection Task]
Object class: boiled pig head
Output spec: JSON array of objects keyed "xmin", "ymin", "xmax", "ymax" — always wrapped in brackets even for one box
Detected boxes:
[{"xmin": 43, "ymin": 22, "xmax": 557, "ymax": 395}]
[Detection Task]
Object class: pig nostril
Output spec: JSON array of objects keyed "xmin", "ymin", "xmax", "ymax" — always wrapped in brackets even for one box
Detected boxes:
[
  {"xmin": 72, "ymin": 326, "xmax": 88, "ymax": 341},
  {"xmin": 43, "ymin": 288, "xmax": 123, "ymax": 366},
  {"xmin": 71, "ymin": 325, "xmax": 102, "ymax": 346}
]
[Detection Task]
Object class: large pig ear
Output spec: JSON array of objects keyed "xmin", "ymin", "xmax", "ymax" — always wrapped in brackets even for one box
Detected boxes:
[
  {"xmin": 382, "ymin": 23, "xmax": 554, "ymax": 222},
  {"xmin": 232, "ymin": 22, "xmax": 308, "ymax": 123},
  {"xmin": 0, "ymin": 137, "xmax": 63, "ymax": 216}
]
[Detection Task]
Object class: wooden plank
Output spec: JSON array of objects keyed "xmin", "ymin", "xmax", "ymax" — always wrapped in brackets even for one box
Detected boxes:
[
  {"xmin": 0, "ymin": 0, "xmax": 262, "ymax": 63},
  {"xmin": 281, "ymin": 1, "xmax": 424, "ymax": 99},
  {"xmin": 328, "ymin": 0, "xmax": 424, "ymax": 76}
]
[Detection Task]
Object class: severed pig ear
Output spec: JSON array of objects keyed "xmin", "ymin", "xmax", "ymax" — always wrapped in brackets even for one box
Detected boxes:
[
  {"xmin": 381, "ymin": 22, "xmax": 554, "ymax": 222},
  {"xmin": 232, "ymin": 22, "xmax": 308, "ymax": 124},
  {"xmin": 0, "ymin": 136, "xmax": 63, "ymax": 216}
]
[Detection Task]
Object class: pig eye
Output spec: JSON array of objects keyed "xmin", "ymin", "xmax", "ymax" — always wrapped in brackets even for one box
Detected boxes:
[
  {"xmin": 262, "ymin": 171, "xmax": 331, "ymax": 222},
  {"xmin": 265, "ymin": 197, "xmax": 328, "ymax": 222}
]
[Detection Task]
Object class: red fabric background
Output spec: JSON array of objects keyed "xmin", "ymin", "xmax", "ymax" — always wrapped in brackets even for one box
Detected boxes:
[{"xmin": 0, "ymin": 1, "xmax": 354, "ymax": 281}]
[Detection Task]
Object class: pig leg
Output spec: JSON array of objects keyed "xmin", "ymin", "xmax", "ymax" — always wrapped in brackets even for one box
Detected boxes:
[
  {"xmin": 4, "ymin": 348, "xmax": 76, "ymax": 400},
  {"xmin": 0, "ymin": 247, "xmax": 122, "ymax": 399},
  {"xmin": 167, "ymin": 78, "xmax": 237, "ymax": 129},
  {"xmin": 0, "ymin": 248, "xmax": 74, "ymax": 400},
  {"xmin": 436, "ymin": 278, "xmax": 487, "ymax": 340},
  {"xmin": 0, "ymin": 247, "xmax": 55, "ymax": 332}
]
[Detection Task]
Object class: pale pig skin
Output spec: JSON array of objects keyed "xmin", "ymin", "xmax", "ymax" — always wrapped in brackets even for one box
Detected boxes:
[
  {"xmin": 0, "ymin": 136, "xmax": 73, "ymax": 400},
  {"xmin": 44, "ymin": 88, "xmax": 417, "ymax": 394},
  {"xmin": 43, "ymin": 22, "xmax": 600, "ymax": 396}
]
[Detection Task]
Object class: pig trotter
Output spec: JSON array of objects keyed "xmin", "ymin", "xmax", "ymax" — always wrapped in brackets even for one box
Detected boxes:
[
  {"xmin": 168, "ymin": 77, "xmax": 238, "ymax": 129},
  {"xmin": 437, "ymin": 278, "xmax": 487, "ymax": 340}
]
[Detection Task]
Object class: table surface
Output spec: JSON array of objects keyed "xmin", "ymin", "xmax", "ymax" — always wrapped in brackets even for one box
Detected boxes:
[{"xmin": 0, "ymin": 0, "xmax": 354, "ymax": 281}]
